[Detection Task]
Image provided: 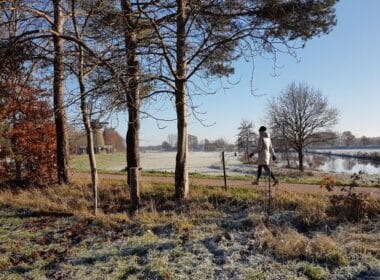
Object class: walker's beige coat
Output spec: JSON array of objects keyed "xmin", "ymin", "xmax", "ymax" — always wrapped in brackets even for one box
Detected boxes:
[{"xmin": 257, "ymin": 131, "xmax": 275, "ymax": 165}]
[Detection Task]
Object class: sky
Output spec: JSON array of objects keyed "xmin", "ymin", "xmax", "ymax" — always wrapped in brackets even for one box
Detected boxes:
[{"xmin": 114, "ymin": 1, "xmax": 380, "ymax": 146}]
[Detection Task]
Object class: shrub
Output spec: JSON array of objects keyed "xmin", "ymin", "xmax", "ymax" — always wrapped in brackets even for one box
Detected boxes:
[
  {"xmin": 254, "ymin": 226, "xmax": 347, "ymax": 266},
  {"xmin": 0, "ymin": 84, "xmax": 56, "ymax": 186},
  {"xmin": 273, "ymin": 191, "xmax": 328, "ymax": 227},
  {"xmin": 306, "ymin": 234, "xmax": 348, "ymax": 266},
  {"xmin": 320, "ymin": 172, "xmax": 380, "ymax": 221},
  {"xmin": 254, "ymin": 226, "xmax": 308, "ymax": 260}
]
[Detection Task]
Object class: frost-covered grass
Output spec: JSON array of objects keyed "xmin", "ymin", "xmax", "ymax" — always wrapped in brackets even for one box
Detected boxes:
[
  {"xmin": 1, "ymin": 178, "xmax": 379, "ymax": 279},
  {"xmin": 71, "ymin": 151, "xmax": 235, "ymax": 174},
  {"xmin": 70, "ymin": 152, "xmax": 380, "ymax": 188}
]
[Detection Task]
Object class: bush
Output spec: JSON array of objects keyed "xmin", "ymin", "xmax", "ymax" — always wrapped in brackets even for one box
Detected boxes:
[
  {"xmin": 254, "ymin": 226, "xmax": 308, "ymax": 260},
  {"xmin": 254, "ymin": 226, "xmax": 347, "ymax": 266},
  {"xmin": 306, "ymin": 234, "xmax": 348, "ymax": 266},
  {"xmin": 320, "ymin": 173, "xmax": 380, "ymax": 222},
  {"xmin": 0, "ymin": 84, "xmax": 56, "ymax": 186},
  {"xmin": 273, "ymin": 191, "xmax": 328, "ymax": 227}
]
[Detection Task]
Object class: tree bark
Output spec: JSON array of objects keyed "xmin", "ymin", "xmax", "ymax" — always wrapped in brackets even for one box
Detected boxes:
[
  {"xmin": 297, "ymin": 148, "xmax": 304, "ymax": 172},
  {"xmin": 70, "ymin": 0, "xmax": 98, "ymax": 214},
  {"xmin": 53, "ymin": 0, "xmax": 69, "ymax": 185},
  {"xmin": 121, "ymin": 0, "xmax": 141, "ymax": 211},
  {"xmin": 285, "ymin": 146, "xmax": 290, "ymax": 168},
  {"xmin": 78, "ymin": 47, "xmax": 98, "ymax": 215},
  {"xmin": 175, "ymin": 0, "xmax": 189, "ymax": 201}
]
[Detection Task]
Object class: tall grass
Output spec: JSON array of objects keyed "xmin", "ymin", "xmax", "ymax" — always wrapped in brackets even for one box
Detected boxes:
[{"xmin": 0, "ymin": 177, "xmax": 378, "ymax": 227}]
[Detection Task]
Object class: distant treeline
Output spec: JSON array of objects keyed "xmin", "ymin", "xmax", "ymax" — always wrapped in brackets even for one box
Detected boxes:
[{"xmin": 307, "ymin": 131, "xmax": 380, "ymax": 148}]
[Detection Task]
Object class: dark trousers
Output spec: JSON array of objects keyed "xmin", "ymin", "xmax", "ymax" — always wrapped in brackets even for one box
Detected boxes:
[{"xmin": 257, "ymin": 165, "xmax": 276, "ymax": 180}]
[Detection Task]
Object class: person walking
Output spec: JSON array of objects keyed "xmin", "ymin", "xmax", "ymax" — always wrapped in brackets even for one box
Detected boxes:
[{"xmin": 250, "ymin": 126, "xmax": 279, "ymax": 186}]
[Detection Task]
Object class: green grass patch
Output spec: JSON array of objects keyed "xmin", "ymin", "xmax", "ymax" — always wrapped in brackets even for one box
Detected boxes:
[
  {"xmin": 70, "ymin": 153, "xmax": 126, "ymax": 172},
  {"xmin": 300, "ymin": 263, "xmax": 327, "ymax": 280}
]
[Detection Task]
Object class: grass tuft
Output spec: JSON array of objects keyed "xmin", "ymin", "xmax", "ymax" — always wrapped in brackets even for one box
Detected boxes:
[{"xmin": 299, "ymin": 263, "xmax": 327, "ymax": 280}]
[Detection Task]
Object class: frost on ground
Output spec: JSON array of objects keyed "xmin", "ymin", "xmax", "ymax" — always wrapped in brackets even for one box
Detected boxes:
[
  {"xmin": 140, "ymin": 151, "xmax": 250, "ymax": 175},
  {"xmin": 1, "ymin": 181, "xmax": 379, "ymax": 280},
  {"xmin": 1, "ymin": 205, "xmax": 379, "ymax": 280},
  {"xmin": 72, "ymin": 151, "xmax": 258, "ymax": 175},
  {"xmin": 71, "ymin": 151, "xmax": 380, "ymax": 176}
]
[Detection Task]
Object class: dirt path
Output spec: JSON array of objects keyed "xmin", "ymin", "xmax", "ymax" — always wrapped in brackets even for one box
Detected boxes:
[{"xmin": 74, "ymin": 172, "xmax": 380, "ymax": 197}]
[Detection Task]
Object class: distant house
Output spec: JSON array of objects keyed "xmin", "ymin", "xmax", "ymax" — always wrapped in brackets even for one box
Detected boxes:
[
  {"xmin": 103, "ymin": 128, "xmax": 126, "ymax": 153},
  {"xmin": 71, "ymin": 122, "xmax": 125, "ymax": 155}
]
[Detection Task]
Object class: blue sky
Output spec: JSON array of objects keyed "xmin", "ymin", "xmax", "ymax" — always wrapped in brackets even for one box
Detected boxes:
[{"xmin": 115, "ymin": 1, "xmax": 380, "ymax": 146}]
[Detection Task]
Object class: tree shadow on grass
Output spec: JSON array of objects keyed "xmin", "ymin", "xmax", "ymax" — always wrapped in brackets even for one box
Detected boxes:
[
  {"xmin": 0, "ymin": 207, "xmax": 73, "ymax": 220},
  {"xmin": 2, "ymin": 265, "xmax": 33, "ymax": 275}
]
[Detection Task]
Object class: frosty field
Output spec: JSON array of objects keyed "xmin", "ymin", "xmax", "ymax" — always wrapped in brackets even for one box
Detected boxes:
[
  {"xmin": 71, "ymin": 151, "xmax": 251, "ymax": 176},
  {"xmin": 71, "ymin": 151, "xmax": 380, "ymax": 175}
]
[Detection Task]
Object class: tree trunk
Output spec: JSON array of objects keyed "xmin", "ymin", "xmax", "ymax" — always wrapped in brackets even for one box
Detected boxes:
[
  {"xmin": 121, "ymin": 0, "xmax": 141, "ymax": 211},
  {"xmin": 78, "ymin": 46, "xmax": 98, "ymax": 215},
  {"xmin": 298, "ymin": 148, "xmax": 304, "ymax": 172},
  {"xmin": 245, "ymin": 145, "xmax": 249, "ymax": 163},
  {"xmin": 175, "ymin": 81, "xmax": 189, "ymax": 201},
  {"xmin": 53, "ymin": 0, "xmax": 69, "ymax": 185},
  {"xmin": 285, "ymin": 148, "xmax": 290, "ymax": 168},
  {"xmin": 175, "ymin": 0, "xmax": 189, "ymax": 202}
]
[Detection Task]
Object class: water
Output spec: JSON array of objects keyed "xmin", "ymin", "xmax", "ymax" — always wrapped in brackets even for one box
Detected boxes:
[
  {"xmin": 279, "ymin": 150, "xmax": 380, "ymax": 175},
  {"xmin": 80, "ymin": 150, "xmax": 380, "ymax": 176}
]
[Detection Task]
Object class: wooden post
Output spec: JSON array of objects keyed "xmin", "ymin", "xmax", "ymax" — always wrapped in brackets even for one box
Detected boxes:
[
  {"xmin": 222, "ymin": 151, "xmax": 228, "ymax": 191},
  {"xmin": 267, "ymin": 163, "xmax": 272, "ymax": 223}
]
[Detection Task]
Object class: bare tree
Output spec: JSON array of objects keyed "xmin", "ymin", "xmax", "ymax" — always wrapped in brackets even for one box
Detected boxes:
[
  {"xmin": 236, "ymin": 119, "xmax": 257, "ymax": 163},
  {"xmin": 188, "ymin": 134, "xmax": 198, "ymax": 151},
  {"xmin": 341, "ymin": 131, "xmax": 356, "ymax": 147},
  {"xmin": 143, "ymin": 0, "xmax": 338, "ymax": 200},
  {"xmin": 53, "ymin": 0, "xmax": 70, "ymax": 184},
  {"xmin": 268, "ymin": 82, "xmax": 339, "ymax": 171},
  {"xmin": 167, "ymin": 134, "xmax": 177, "ymax": 147},
  {"xmin": 360, "ymin": 136, "xmax": 371, "ymax": 146},
  {"xmin": 70, "ymin": 0, "xmax": 99, "ymax": 214},
  {"xmin": 120, "ymin": 0, "xmax": 142, "ymax": 210}
]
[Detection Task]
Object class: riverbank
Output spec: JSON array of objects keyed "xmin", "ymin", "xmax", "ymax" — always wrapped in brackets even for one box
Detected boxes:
[{"xmin": 306, "ymin": 150, "xmax": 380, "ymax": 162}]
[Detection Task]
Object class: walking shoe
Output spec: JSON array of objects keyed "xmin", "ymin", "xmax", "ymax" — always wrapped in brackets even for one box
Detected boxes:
[
  {"xmin": 252, "ymin": 179, "xmax": 259, "ymax": 185},
  {"xmin": 273, "ymin": 179, "xmax": 279, "ymax": 186}
]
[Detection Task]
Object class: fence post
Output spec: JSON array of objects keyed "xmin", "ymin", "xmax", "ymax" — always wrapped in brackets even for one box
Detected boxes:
[
  {"xmin": 222, "ymin": 151, "xmax": 228, "ymax": 191},
  {"xmin": 266, "ymin": 163, "xmax": 272, "ymax": 224}
]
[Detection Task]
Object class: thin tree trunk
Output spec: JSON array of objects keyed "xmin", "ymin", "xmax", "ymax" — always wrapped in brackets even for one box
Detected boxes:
[
  {"xmin": 175, "ymin": 0, "xmax": 189, "ymax": 201},
  {"xmin": 298, "ymin": 148, "xmax": 304, "ymax": 172},
  {"xmin": 245, "ymin": 145, "xmax": 249, "ymax": 163},
  {"xmin": 121, "ymin": 0, "xmax": 141, "ymax": 211},
  {"xmin": 71, "ymin": 0, "xmax": 98, "ymax": 215},
  {"xmin": 285, "ymin": 145, "xmax": 290, "ymax": 168},
  {"xmin": 78, "ymin": 47, "xmax": 98, "ymax": 215},
  {"xmin": 53, "ymin": 0, "xmax": 69, "ymax": 184}
]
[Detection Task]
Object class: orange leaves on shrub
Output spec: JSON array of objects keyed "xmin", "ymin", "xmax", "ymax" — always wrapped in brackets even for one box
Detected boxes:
[
  {"xmin": 0, "ymin": 83, "xmax": 56, "ymax": 185},
  {"xmin": 320, "ymin": 175, "xmax": 335, "ymax": 192},
  {"xmin": 320, "ymin": 172, "xmax": 378, "ymax": 221}
]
